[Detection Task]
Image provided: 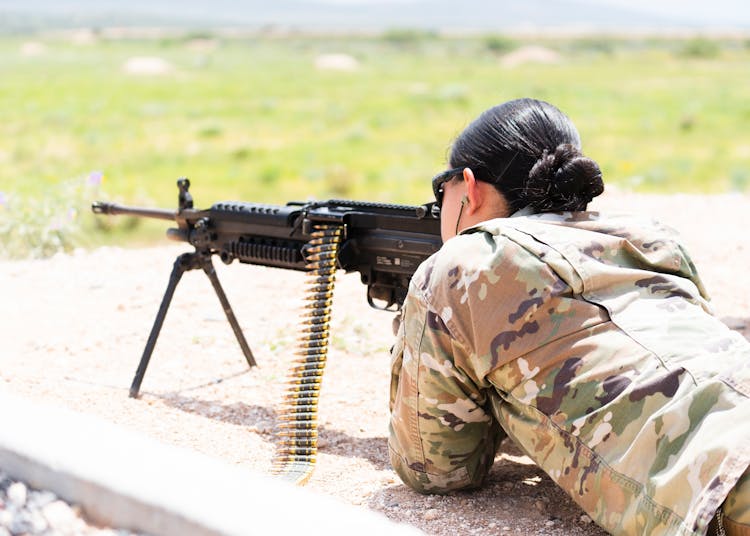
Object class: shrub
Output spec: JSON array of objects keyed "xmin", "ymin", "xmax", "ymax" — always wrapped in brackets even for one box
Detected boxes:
[
  {"xmin": 731, "ymin": 170, "xmax": 749, "ymax": 192},
  {"xmin": 0, "ymin": 172, "xmax": 105, "ymax": 259},
  {"xmin": 483, "ymin": 35, "xmax": 516, "ymax": 54},
  {"xmin": 678, "ymin": 38, "xmax": 721, "ymax": 58},
  {"xmin": 570, "ymin": 37, "xmax": 616, "ymax": 55},
  {"xmin": 380, "ymin": 28, "xmax": 437, "ymax": 47}
]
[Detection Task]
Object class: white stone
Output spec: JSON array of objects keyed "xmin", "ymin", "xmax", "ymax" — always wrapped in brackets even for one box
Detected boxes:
[
  {"xmin": 122, "ymin": 57, "xmax": 174, "ymax": 76},
  {"xmin": 42, "ymin": 500, "xmax": 78, "ymax": 530},
  {"xmin": 29, "ymin": 511, "xmax": 48, "ymax": 532},
  {"xmin": 501, "ymin": 46, "xmax": 561, "ymax": 68},
  {"xmin": 70, "ymin": 30, "xmax": 98, "ymax": 45},
  {"xmin": 0, "ymin": 509, "xmax": 13, "ymax": 528},
  {"xmin": 20, "ymin": 42, "xmax": 46, "ymax": 56},
  {"xmin": 314, "ymin": 54, "xmax": 359, "ymax": 71},
  {"xmin": 6, "ymin": 482, "xmax": 27, "ymax": 507}
]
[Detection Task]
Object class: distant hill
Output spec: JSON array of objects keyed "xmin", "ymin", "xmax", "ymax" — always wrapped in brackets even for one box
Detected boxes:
[{"xmin": 1, "ymin": 0, "xmax": 747, "ymax": 32}]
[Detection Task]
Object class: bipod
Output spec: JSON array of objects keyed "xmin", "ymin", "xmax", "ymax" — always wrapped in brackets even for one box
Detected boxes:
[{"xmin": 129, "ymin": 249, "xmax": 256, "ymax": 398}]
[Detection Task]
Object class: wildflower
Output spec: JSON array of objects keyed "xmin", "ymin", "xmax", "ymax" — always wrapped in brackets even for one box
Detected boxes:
[
  {"xmin": 87, "ymin": 170, "xmax": 104, "ymax": 186},
  {"xmin": 48, "ymin": 218, "xmax": 63, "ymax": 231}
]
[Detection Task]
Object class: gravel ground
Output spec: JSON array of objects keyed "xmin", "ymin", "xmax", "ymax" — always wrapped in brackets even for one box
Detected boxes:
[
  {"xmin": 1, "ymin": 191, "xmax": 748, "ymax": 536},
  {"xmin": 0, "ymin": 470, "xmax": 145, "ymax": 536}
]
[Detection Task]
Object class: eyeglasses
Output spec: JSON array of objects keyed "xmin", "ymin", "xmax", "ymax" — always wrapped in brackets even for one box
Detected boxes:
[{"xmin": 431, "ymin": 167, "xmax": 464, "ymax": 208}]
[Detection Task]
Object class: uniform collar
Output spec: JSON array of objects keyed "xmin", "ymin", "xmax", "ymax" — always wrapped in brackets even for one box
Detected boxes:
[{"xmin": 509, "ymin": 206, "xmax": 537, "ymax": 218}]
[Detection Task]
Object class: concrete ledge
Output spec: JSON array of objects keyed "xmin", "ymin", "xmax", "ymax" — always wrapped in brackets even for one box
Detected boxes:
[{"xmin": 0, "ymin": 389, "xmax": 421, "ymax": 535}]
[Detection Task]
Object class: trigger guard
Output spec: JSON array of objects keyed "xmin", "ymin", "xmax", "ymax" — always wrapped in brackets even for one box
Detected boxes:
[{"xmin": 366, "ymin": 292, "xmax": 401, "ymax": 311}]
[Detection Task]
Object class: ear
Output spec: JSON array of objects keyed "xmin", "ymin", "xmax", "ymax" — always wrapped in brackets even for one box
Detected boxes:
[{"xmin": 462, "ymin": 168, "xmax": 482, "ymax": 215}]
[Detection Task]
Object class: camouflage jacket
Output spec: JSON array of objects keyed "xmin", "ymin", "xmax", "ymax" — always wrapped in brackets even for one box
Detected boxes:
[{"xmin": 389, "ymin": 211, "xmax": 750, "ymax": 536}]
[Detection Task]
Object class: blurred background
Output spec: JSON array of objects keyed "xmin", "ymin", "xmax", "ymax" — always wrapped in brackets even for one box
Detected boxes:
[{"xmin": 1, "ymin": 0, "xmax": 748, "ymax": 257}]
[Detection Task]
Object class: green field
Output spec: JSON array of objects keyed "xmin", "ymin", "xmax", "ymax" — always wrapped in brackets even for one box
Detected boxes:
[{"xmin": 1, "ymin": 32, "xmax": 749, "ymax": 256}]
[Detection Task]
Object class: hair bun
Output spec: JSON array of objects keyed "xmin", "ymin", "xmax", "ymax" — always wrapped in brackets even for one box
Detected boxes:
[{"xmin": 524, "ymin": 143, "xmax": 604, "ymax": 211}]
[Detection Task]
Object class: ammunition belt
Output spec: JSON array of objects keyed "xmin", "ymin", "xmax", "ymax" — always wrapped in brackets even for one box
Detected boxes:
[{"xmin": 271, "ymin": 224, "xmax": 342, "ymax": 484}]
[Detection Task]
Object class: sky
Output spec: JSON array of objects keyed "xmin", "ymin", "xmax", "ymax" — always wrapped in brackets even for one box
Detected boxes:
[
  {"xmin": 583, "ymin": 0, "xmax": 748, "ymax": 22},
  {"xmin": 299, "ymin": 0, "xmax": 750, "ymax": 25},
  {"xmin": 2, "ymin": 0, "xmax": 748, "ymax": 28}
]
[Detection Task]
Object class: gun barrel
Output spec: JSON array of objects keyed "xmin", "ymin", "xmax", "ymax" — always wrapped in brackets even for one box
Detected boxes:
[{"xmin": 91, "ymin": 201, "xmax": 177, "ymax": 221}]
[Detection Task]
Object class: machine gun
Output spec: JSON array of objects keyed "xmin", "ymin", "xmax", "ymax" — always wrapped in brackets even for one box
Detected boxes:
[{"xmin": 92, "ymin": 178, "xmax": 442, "ymax": 483}]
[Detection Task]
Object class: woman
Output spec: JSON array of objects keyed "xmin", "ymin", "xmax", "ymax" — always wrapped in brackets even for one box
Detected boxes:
[{"xmin": 388, "ymin": 98, "xmax": 750, "ymax": 535}]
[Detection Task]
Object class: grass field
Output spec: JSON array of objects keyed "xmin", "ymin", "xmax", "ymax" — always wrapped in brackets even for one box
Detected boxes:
[{"xmin": 1, "ymin": 32, "xmax": 749, "ymax": 255}]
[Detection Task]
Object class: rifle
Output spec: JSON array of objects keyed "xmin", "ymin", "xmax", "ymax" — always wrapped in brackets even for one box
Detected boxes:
[{"xmin": 92, "ymin": 178, "xmax": 441, "ymax": 483}]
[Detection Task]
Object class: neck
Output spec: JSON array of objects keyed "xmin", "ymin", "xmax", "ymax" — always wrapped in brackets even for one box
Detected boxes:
[{"xmin": 460, "ymin": 192, "xmax": 510, "ymax": 231}]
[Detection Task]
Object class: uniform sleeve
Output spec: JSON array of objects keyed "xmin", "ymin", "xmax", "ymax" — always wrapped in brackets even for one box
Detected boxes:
[{"xmin": 388, "ymin": 283, "xmax": 505, "ymax": 494}]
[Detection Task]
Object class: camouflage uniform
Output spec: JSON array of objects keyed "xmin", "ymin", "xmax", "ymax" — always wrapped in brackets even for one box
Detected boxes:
[{"xmin": 388, "ymin": 211, "xmax": 750, "ymax": 535}]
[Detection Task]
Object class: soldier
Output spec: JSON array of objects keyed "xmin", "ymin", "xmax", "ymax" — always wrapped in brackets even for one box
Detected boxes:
[{"xmin": 388, "ymin": 98, "xmax": 750, "ymax": 536}]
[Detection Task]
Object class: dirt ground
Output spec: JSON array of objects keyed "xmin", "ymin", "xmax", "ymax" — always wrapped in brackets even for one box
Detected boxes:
[{"xmin": 1, "ymin": 191, "xmax": 748, "ymax": 535}]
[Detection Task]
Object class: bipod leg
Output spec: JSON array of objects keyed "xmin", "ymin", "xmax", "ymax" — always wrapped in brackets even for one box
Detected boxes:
[
  {"xmin": 200, "ymin": 256, "xmax": 257, "ymax": 368},
  {"xmin": 129, "ymin": 252, "xmax": 192, "ymax": 398}
]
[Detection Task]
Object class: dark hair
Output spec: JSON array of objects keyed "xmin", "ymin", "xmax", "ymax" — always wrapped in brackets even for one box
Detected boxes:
[{"xmin": 448, "ymin": 98, "xmax": 604, "ymax": 213}]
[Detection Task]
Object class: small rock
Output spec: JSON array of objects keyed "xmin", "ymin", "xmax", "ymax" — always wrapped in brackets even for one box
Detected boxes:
[
  {"xmin": 42, "ymin": 500, "xmax": 78, "ymax": 530},
  {"xmin": 27, "ymin": 490, "xmax": 56, "ymax": 509},
  {"xmin": 580, "ymin": 514, "xmax": 593, "ymax": 524},
  {"xmin": 8, "ymin": 511, "xmax": 34, "ymax": 535},
  {"xmin": 0, "ymin": 510, "xmax": 13, "ymax": 528},
  {"xmin": 423, "ymin": 508, "xmax": 439, "ymax": 521},
  {"xmin": 248, "ymin": 423, "xmax": 272, "ymax": 435},
  {"xmin": 20, "ymin": 41, "xmax": 47, "ymax": 57},
  {"xmin": 7, "ymin": 482, "xmax": 27, "ymax": 507},
  {"xmin": 501, "ymin": 45, "xmax": 561, "ymax": 68},
  {"xmin": 501, "ymin": 526, "xmax": 511, "ymax": 532},
  {"xmin": 122, "ymin": 56, "xmax": 174, "ymax": 76},
  {"xmin": 28, "ymin": 511, "xmax": 48, "ymax": 532},
  {"xmin": 545, "ymin": 519, "xmax": 556, "ymax": 527},
  {"xmin": 70, "ymin": 517, "xmax": 88, "ymax": 534},
  {"xmin": 534, "ymin": 499, "xmax": 546, "ymax": 512},
  {"xmin": 488, "ymin": 522, "xmax": 497, "ymax": 529},
  {"xmin": 314, "ymin": 53, "xmax": 359, "ymax": 71}
]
